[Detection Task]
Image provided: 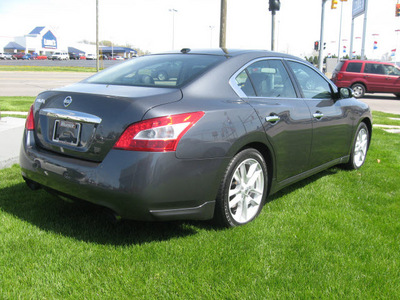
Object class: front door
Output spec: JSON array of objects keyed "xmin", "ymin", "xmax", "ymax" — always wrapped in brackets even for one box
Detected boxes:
[
  {"xmin": 286, "ymin": 60, "xmax": 352, "ymax": 169},
  {"xmin": 232, "ymin": 58, "xmax": 313, "ymax": 182},
  {"xmin": 363, "ymin": 63, "xmax": 389, "ymax": 93},
  {"xmin": 382, "ymin": 64, "xmax": 400, "ymax": 93}
]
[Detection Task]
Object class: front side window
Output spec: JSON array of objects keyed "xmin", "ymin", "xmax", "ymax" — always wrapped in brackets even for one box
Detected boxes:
[
  {"xmin": 287, "ymin": 61, "xmax": 332, "ymax": 99},
  {"xmin": 85, "ymin": 54, "xmax": 225, "ymax": 88},
  {"xmin": 384, "ymin": 64, "xmax": 400, "ymax": 76},
  {"xmin": 235, "ymin": 59, "xmax": 296, "ymax": 98}
]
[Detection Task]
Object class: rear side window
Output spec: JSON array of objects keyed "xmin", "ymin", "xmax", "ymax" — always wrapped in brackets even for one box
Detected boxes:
[
  {"xmin": 235, "ymin": 59, "xmax": 296, "ymax": 98},
  {"xmin": 346, "ymin": 62, "xmax": 362, "ymax": 73},
  {"xmin": 85, "ymin": 54, "xmax": 225, "ymax": 88}
]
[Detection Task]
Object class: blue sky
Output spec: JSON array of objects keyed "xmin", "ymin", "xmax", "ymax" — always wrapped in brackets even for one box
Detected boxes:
[{"xmin": 0, "ymin": 0, "xmax": 398, "ymax": 59}]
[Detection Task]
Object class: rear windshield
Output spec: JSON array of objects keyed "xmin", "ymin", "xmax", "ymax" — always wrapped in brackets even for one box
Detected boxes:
[
  {"xmin": 85, "ymin": 54, "xmax": 226, "ymax": 88},
  {"xmin": 334, "ymin": 61, "xmax": 345, "ymax": 72}
]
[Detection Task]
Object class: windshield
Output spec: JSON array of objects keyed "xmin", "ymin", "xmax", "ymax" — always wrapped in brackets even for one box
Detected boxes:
[{"xmin": 85, "ymin": 54, "xmax": 226, "ymax": 88}]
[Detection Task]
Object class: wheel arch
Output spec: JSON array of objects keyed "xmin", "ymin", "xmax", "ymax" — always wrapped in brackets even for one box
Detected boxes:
[
  {"xmin": 236, "ymin": 141, "xmax": 275, "ymax": 196},
  {"xmin": 351, "ymin": 81, "xmax": 367, "ymax": 91},
  {"xmin": 360, "ymin": 117, "xmax": 373, "ymax": 148}
]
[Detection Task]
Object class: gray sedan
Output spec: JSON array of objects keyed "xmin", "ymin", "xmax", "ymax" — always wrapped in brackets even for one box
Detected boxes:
[{"xmin": 19, "ymin": 49, "xmax": 372, "ymax": 227}]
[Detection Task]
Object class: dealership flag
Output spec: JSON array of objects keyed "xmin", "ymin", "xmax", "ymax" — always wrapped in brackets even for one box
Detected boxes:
[{"xmin": 392, "ymin": 49, "xmax": 397, "ymax": 56}]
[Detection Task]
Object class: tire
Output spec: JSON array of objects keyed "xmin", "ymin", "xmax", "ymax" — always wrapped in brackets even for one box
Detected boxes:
[
  {"xmin": 351, "ymin": 83, "xmax": 365, "ymax": 98},
  {"xmin": 214, "ymin": 148, "xmax": 268, "ymax": 227},
  {"xmin": 394, "ymin": 93, "xmax": 400, "ymax": 99},
  {"xmin": 345, "ymin": 122, "xmax": 369, "ymax": 170}
]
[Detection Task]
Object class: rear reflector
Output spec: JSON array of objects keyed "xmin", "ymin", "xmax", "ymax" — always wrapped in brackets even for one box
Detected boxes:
[
  {"xmin": 25, "ymin": 105, "xmax": 35, "ymax": 130},
  {"xmin": 113, "ymin": 111, "xmax": 205, "ymax": 152}
]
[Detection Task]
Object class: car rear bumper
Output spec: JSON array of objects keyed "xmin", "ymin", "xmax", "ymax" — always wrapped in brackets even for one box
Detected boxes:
[{"xmin": 20, "ymin": 130, "xmax": 229, "ymax": 221}]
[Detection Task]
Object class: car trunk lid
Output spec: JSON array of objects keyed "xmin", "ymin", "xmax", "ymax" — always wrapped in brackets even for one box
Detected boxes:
[{"xmin": 33, "ymin": 83, "xmax": 182, "ymax": 162}]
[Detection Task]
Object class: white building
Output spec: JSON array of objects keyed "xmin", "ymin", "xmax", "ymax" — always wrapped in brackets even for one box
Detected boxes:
[
  {"xmin": 1, "ymin": 26, "xmax": 136, "ymax": 58},
  {"xmin": 2, "ymin": 26, "xmax": 68, "ymax": 55}
]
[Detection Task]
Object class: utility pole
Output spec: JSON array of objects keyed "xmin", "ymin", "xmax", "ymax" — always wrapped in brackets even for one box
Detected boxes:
[
  {"xmin": 219, "ymin": 0, "xmax": 227, "ymax": 48},
  {"xmin": 318, "ymin": 0, "xmax": 327, "ymax": 72}
]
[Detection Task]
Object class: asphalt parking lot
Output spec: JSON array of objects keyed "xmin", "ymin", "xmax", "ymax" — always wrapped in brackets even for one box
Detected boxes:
[
  {"xmin": 0, "ymin": 71, "xmax": 96, "ymax": 96},
  {"xmin": 0, "ymin": 68, "xmax": 399, "ymax": 170},
  {"xmin": 0, "ymin": 58, "xmax": 122, "ymax": 68},
  {"xmin": 0, "ymin": 68, "xmax": 399, "ymax": 114}
]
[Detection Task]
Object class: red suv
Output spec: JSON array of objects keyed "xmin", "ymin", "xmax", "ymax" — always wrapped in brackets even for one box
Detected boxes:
[{"xmin": 331, "ymin": 60, "xmax": 400, "ymax": 98}]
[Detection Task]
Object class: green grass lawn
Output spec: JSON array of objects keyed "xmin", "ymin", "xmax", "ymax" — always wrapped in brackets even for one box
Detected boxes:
[
  {"xmin": 0, "ymin": 113, "xmax": 399, "ymax": 298},
  {"xmin": 0, "ymin": 96, "xmax": 35, "ymax": 112}
]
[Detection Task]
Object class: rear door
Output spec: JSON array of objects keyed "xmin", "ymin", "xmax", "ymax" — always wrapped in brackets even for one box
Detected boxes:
[
  {"xmin": 285, "ymin": 60, "xmax": 352, "ymax": 169},
  {"xmin": 231, "ymin": 58, "xmax": 312, "ymax": 182},
  {"xmin": 363, "ymin": 63, "xmax": 387, "ymax": 92}
]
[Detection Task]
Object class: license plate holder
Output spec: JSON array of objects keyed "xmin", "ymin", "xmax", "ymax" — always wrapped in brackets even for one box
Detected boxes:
[{"xmin": 52, "ymin": 120, "xmax": 81, "ymax": 146}]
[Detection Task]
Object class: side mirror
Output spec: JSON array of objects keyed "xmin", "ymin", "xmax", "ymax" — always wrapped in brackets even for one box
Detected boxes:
[{"xmin": 339, "ymin": 87, "xmax": 354, "ymax": 99}]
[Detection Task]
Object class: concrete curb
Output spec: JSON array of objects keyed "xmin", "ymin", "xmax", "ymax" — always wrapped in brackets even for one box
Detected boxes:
[
  {"xmin": 0, "ymin": 117, "xmax": 25, "ymax": 170},
  {"xmin": 0, "ymin": 157, "xmax": 19, "ymax": 170}
]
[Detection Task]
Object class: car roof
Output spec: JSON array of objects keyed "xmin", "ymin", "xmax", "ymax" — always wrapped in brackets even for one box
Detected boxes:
[
  {"xmin": 152, "ymin": 48, "xmax": 300, "ymax": 60},
  {"xmin": 341, "ymin": 59, "xmax": 395, "ymax": 65}
]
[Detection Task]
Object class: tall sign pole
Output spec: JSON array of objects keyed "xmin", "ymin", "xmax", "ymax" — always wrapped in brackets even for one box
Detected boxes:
[
  {"xmin": 269, "ymin": 0, "xmax": 281, "ymax": 51},
  {"xmin": 351, "ymin": 0, "xmax": 368, "ymax": 60},
  {"xmin": 219, "ymin": 0, "xmax": 227, "ymax": 48},
  {"xmin": 350, "ymin": 17, "xmax": 355, "ymax": 59},
  {"xmin": 360, "ymin": 0, "xmax": 369, "ymax": 59}
]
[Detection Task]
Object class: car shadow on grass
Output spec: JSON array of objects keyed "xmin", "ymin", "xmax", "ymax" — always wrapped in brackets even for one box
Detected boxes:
[
  {"xmin": 266, "ymin": 167, "xmax": 340, "ymax": 203},
  {"xmin": 0, "ymin": 167, "xmax": 342, "ymax": 244},
  {"xmin": 0, "ymin": 182, "xmax": 199, "ymax": 245}
]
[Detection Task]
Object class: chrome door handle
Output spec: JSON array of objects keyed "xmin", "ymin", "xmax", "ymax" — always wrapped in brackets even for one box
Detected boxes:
[
  {"xmin": 313, "ymin": 112, "xmax": 324, "ymax": 119},
  {"xmin": 265, "ymin": 115, "xmax": 280, "ymax": 123}
]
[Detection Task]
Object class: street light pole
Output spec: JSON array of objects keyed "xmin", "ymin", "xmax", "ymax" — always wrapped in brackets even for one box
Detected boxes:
[
  {"xmin": 209, "ymin": 26, "xmax": 215, "ymax": 48},
  {"xmin": 169, "ymin": 8, "xmax": 178, "ymax": 50},
  {"xmin": 96, "ymin": 0, "xmax": 99, "ymax": 72}
]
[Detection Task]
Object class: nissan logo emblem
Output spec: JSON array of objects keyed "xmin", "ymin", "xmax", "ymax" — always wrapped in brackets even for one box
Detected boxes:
[{"xmin": 63, "ymin": 96, "xmax": 72, "ymax": 107}]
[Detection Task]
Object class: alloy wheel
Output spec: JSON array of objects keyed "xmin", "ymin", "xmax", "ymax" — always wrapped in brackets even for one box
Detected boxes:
[
  {"xmin": 353, "ymin": 128, "xmax": 368, "ymax": 168},
  {"xmin": 228, "ymin": 158, "xmax": 264, "ymax": 223}
]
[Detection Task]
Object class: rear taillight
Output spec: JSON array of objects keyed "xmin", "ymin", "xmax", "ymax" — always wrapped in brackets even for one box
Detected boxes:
[
  {"xmin": 25, "ymin": 105, "xmax": 35, "ymax": 130},
  {"xmin": 337, "ymin": 73, "xmax": 344, "ymax": 81},
  {"xmin": 113, "ymin": 111, "xmax": 205, "ymax": 152}
]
